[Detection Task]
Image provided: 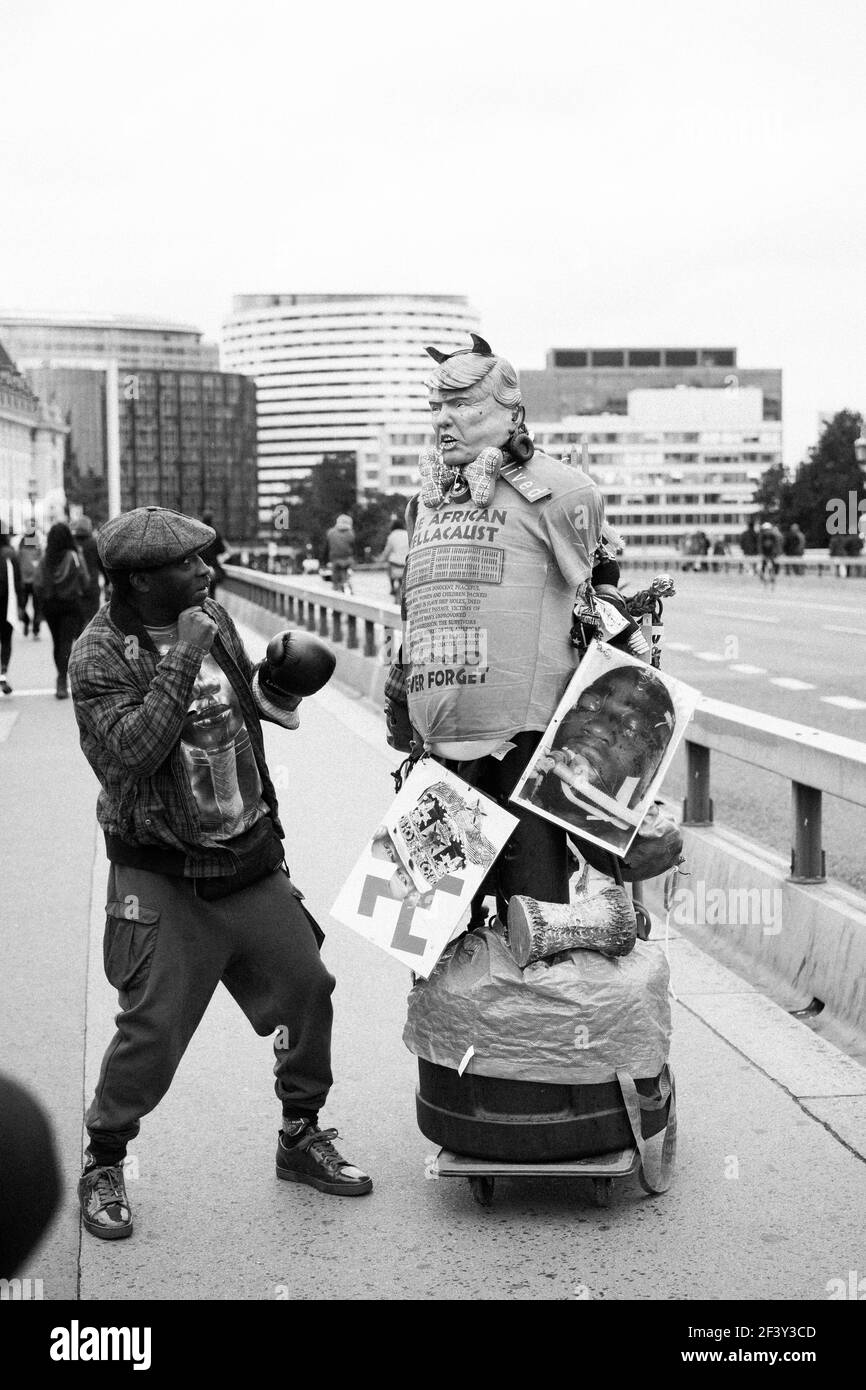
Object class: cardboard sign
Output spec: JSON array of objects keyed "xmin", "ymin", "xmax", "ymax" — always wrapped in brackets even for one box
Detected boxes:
[{"xmin": 331, "ymin": 760, "xmax": 518, "ymax": 976}]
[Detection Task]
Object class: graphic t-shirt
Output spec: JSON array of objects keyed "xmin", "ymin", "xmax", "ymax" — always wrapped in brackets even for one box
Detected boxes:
[
  {"xmin": 403, "ymin": 451, "xmax": 604, "ymax": 747},
  {"xmin": 146, "ymin": 623, "xmax": 268, "ymax": 844}
]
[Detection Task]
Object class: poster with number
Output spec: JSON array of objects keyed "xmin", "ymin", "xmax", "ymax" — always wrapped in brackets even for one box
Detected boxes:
[{"xmin": 330, "ymin": 759, "xmax": 518, "ymax": 977}]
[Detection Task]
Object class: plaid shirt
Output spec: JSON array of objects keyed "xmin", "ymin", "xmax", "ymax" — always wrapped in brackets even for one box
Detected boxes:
[{"xmin": 69, "ymin": 593, "xmax": 285, "ymax": 878}]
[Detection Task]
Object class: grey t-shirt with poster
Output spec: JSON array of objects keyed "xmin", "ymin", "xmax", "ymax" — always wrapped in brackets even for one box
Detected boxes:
[
  {"xmin": 403, "ymin": 450, "xmax": 604, "ymax": 746},
  {"xmin": 146, "ymin": 622, "xmax": 268, "ymax": 845}
]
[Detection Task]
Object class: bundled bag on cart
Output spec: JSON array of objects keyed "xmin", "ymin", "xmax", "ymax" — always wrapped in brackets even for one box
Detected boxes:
[{"xmin": 404, "ymin": 921, "xmax": 676, "ymax": 1190}]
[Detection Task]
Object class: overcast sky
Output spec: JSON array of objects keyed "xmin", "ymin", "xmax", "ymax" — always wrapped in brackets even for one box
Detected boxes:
[{"xmin": 2, "ymin": 0, "xmax": 864, "ymax": 466}]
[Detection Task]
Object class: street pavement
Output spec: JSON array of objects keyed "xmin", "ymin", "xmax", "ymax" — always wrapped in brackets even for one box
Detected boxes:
[{"xmin": 1, "ymin": 611, "xmax": 865, "ymax": 1302}]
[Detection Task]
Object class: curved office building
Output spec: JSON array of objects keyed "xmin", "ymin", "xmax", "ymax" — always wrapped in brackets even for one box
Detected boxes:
[{"xmin": 220, "ymin": 293, "xmax": 479, "ymax": 523}]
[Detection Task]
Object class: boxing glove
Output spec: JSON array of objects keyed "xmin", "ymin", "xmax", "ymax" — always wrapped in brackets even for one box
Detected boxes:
[{"xmin": 259, "ymin": 629, "xmax": 336, "ymax": 710}]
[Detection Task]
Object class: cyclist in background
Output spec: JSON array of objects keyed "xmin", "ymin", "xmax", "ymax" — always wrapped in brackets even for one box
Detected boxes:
[{"xmin": 380, "ymin": 519, "xmax": 409, "ymax": 601}]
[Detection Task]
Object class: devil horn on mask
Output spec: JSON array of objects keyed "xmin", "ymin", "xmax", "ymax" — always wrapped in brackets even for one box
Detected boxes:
[
  {"xmin": 425, "ymin": 333, "xmax": 495, "ymax": 364},
  {"xmin": 469, "ymin": 333, "xmax": 493, "ymax": 356}
]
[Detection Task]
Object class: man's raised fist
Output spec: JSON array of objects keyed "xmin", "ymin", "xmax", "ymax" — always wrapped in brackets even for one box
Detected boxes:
[{"xmin": 178, "ymin": 606, "xmax": 217, "ymax": 652}]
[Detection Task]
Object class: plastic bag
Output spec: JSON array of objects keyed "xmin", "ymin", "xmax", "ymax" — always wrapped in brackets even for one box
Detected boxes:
[{"xmin": 403, "ymin": 923, "xmax": 671, "ymax": 1085}]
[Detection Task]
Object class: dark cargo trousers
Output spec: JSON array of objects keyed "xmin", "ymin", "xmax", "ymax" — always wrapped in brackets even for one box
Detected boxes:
[{"xmin": 85, "ymin": 862, "xmax": 335, "ymax": 1162}]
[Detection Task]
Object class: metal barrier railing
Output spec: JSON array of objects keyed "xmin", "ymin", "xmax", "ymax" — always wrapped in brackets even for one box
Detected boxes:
[
  {"xmin": 233, "ymin": 548, "xmax": 866, "ymax": 579},
  {"xmin": 224, "ymin": 565, "xmax": 866, "ymax": 887},
  {"xmin": 223, "ymin": 565, "xmax": 400, "ymax": 659},
  {"xmin": 681, "ymin": 698, "xmax": 866, "ymax": 884},
  {"xmin": 618, "ymin": 555, "xmax": 866, "ymax": 578}
]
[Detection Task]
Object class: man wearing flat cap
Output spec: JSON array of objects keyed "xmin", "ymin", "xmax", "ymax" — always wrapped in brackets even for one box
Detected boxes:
[
  {"xmin": 387, "ymin": 335, "xmax": 604, "ymax": 921},
  {"xmin": 69, "ymin": 506, "xmax": 371, "ymax": 1242}
]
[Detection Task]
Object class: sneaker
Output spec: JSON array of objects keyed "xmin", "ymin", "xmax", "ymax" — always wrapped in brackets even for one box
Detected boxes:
[
  {"xmin": 78, "ymin": 1159, "xmax": 133, "ymax": 1240},
  {"xmin": 276, "ymin": 1122, "xmax": 372, "ymax": 1196},
  {"xmin": 56, "ymin": 678, "xmax": 69, "ymax": 700},
  {"xmin": 0, "ymin": 679, "xmax": 11, "ymax": 695}
]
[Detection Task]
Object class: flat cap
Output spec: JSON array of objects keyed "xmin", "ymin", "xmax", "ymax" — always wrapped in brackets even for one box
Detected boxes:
[{"xmin": 98, "ymin": 506, "xmax": 216, "ymax": 571}]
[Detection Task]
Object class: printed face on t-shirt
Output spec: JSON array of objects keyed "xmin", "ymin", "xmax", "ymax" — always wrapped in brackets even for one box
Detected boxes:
[{"xmin": 428, "ymin": 383, "xmax": 515, "ymax": 467}]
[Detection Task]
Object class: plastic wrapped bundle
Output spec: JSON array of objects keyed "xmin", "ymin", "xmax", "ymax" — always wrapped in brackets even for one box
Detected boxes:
[{"xmin": 404, "ymin": 923, "xmax": 671, "ymax": 1087}]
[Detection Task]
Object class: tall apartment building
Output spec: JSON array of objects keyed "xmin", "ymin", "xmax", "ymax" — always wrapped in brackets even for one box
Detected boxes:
[
  {"xmin": 220, "ymin": 293, "xmax": 480, "ymax": 527},
  {"xmin": 0, "ymin": 313, "xmax": 256, "ymax": 535}
]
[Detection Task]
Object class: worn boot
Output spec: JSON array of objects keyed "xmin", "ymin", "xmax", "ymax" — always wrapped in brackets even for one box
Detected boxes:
[
  {"xmin": 507, "ymin": 886, "xmax": 637, "ymax": 968},
  {"xmin": 78, "ymin": 1156, "xmax": 133, "ymax": 1240}
]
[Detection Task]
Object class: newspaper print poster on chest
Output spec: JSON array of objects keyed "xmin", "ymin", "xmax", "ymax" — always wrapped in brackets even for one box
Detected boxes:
[{"xmin": 403, "ymin": 462, "xmax": 605, "ymax": 747}]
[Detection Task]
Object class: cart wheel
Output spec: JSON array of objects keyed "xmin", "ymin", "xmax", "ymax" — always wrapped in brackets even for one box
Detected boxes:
[
  {"xmin": 468, "ymin": 1176, "xmax": 495, "ymax": 1208},
  {"xmin": 592, "ymin": 1177, "xmax": 613, "ymax": 1208}
]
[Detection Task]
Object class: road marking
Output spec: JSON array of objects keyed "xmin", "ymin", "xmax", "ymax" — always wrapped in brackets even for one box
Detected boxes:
[
  {"xmin": 0, "ymin": 687, "xmax": 57, "ymax": 698},
  {"xmin": 0, "ymin": 710, "xmax": 19, "ymax": 743},
  {"xmin": 824, "ymin": 624, "xmax": 866, "ymax": 637},
  {"xmin": 820, "ymin": 695, "xmax": 866, "ymax": 711},
  {"xmin": 769, "ymin": 677, "xmax": 815, "ymax": 691},
  {"xmin": 666, "ymin": 642, "xmax": 692, "ymax": 651},
  {"xmin": 695, "ymin": 651, "xmax": 726, "ymax": 662},
  {"xmin": 706, "ymin": 610, "xmax": 780, "ymax": 625},
  {"xmin": 716, "ymin": 595, "xmax": 862, "ymax": 616},
  {"xmin": 730, "ymin": 664, "xmax": 766, "ymax": 675}
]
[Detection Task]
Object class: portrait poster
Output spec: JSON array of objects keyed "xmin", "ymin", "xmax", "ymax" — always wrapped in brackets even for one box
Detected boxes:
[
  {"xmin": 510, "ymin": 643, "xmax": 700, "ymax": 858},
  {"xmin": 331, "ymin": 760, "xmax": 518, "ymax": 977}
]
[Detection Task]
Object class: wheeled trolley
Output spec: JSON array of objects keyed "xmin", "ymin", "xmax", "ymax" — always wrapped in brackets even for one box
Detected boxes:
[
  {"xmin": 416, "ymin": 1058, "xmax": 677, "ymax": 1207},
  {"xmin": 429, "ymin": 1145, "xmax": 644, "ymax": 1209}
]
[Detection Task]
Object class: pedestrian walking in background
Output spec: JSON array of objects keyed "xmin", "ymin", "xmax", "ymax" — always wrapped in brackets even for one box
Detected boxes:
[
  {"xmin": 0, "ymin": 531, "xmax": 25, "ymax": 695},
  {"xmin": 783, "ymin": 522, "xmax": 805, "ymax": 576},
  {"xmin": 711, "ymin": 537, "xmax": 729, "ymax": 570},
  {"xmin": 322, "ymin": 513, "xmax": 355, "ymax": 592},
  {"xmin": 695, "ymin": 530, "xmax": 710, "ymax": 572},
  {"xmin": 828, "ymin": 534, "xmax": 848, "ymax": 578},
  {"xmin": 72, "ymin": 516, "xmax": 103, "ymax": 626},
  {"xmin": 739, "ymin": 519, "xmax": 759, "ymax": 575},
  {"xmin": 198, "ymin": 512, "xmax": 230, "ymax": 599},
  {"xmin": 758, "ymin": 520, "xmax": 783, "ymax": 585},
  {"xmin": 33, "ymin": 522, "xmax": 90, "ymax": 699},
  {"xmin": 17, "ymin": 528, "xmax": 44, "ymax": 638}
]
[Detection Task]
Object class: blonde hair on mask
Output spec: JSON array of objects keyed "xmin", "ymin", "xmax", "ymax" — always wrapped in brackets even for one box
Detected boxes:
[{"xmin": 427, "ymin": 352, "xmax": 522, "ymax": 409}]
